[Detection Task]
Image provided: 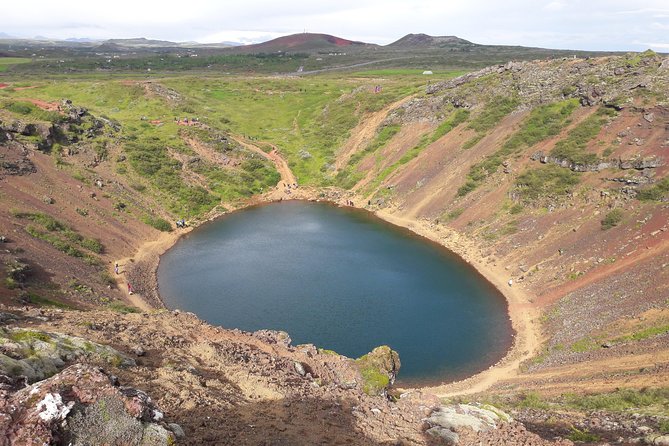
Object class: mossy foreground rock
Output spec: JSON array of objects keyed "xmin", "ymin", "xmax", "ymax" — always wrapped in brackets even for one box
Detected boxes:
[
  {"xmin": 0, "ymin": 364, "xmax": 174, "ymax": 445},
  {"xmin": 355, "ymin": 345, "xmax": 400, "ymax": 396},
  {"xmin": 0, "ymin": 327, "xmax": 134, "ymax": 382}
]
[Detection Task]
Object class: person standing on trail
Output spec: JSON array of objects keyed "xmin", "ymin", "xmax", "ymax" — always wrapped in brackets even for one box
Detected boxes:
[
  {"xmin": 127, "ymin": 282, "xmax": 134, "ymax": 295},
  {"xmin": 114, "ymin": 262, "xmax": 119, "ymax": 275}
]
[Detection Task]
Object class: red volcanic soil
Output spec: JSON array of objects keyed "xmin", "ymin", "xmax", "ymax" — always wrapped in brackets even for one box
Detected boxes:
[
  {"xmin": 0, "ymin": 83, "xmax": 8, "ymax": 89},
  {"xmin": 268, "ymin": 33, "xmax": 361, "ymax": 48},
  {"xmin": 236, "ymin": 33, "xmax": 368, "ymax": 53}
]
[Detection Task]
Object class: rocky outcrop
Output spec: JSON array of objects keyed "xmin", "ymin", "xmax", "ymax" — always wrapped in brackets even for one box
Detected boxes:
[
  {"xmin": 0, "ymin": 327, "xmax": 134, "ymax": 383},
  {"xmin": 425, "ymin": 404, "xmax": 573, "ymax": 446},
  {"xmin": 424, "ymin": 53, "xmax": 669, "ymax": 116},
  {"xmin": 530, "ymin": 151, "xmax": 664, "ymax": 172},
  {"xmin": 355, "ymin": 345, "xmax": 400, "ymax": 396},
  {"xmin": 0, "ymin": 364, "xmax": 175, "ymax": 446}
]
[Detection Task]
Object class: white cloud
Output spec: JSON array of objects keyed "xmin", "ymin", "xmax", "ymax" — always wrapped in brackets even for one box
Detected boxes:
[
  {"xmin": 544, "ymin": 1, "xmax": 565, "ymax": 11},
  {"xmin": 642, "ymin": 42, "xmax": 669, "ymax": 49},
  {"xmin": 1, "ymin": 0, "xmax": 667, "ymax": 51}
]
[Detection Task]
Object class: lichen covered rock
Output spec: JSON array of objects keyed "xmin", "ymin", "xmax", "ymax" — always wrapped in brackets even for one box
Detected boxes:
[
  {"xmin": 0, "ymin": 364, "xmax": 174, "ymax": 445},
  {"xmin": 355, "ymin": 345, "xmax": 400, "ymax": 396},
  {"xmin": 0, "ymin": 328, "xmax": 134, "ymax": 382}
]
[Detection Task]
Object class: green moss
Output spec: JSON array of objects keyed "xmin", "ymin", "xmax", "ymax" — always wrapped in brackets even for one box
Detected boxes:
[
  {"xmin": 355, "ymin": 346, "xmax": 399, "ymax": 396},
  {"xmin": 358, "ymin": 366, "xmax": 390, "ymax": 395},
  {"xmin": 8, "ymin": 329, "xmax": 51, "ymax": 343},
  {"xmin": 318, "ymin": 348, "xmax": 339, "ymax": 355}
]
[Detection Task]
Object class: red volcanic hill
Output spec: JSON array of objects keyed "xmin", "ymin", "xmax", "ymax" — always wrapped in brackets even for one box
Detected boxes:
[{"xmin": 231, "ymin": 33, "xmax": 372, "ymax": 53}]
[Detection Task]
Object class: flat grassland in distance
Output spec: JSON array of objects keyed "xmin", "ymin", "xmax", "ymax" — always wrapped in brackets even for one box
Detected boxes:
[
  {"xmin": 0, "ymin": 70, "xmax": 455, "ymax": 205},
  {"xmin": 351, "ymin": 69, "xmax": 468, "ymax": 79},
  {"xmin": 0, "ymin": 57, "xmax": 31, "ymax": 72}
]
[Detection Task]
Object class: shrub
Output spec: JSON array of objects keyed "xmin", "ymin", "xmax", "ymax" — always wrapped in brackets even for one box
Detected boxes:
[
  {"xmin": 601, "ymin": 209, "xmax": 624, "ymax": 230},
  {"xmin": 108, "ymin": 302, "xmax": 140, "ymax": 314},
  {"xmin": 514, "ymin": 165, "xmax": 581, "ymax": 202},
  {"xmin": 637, "ymin": 178, "xmax": 669, "ymax": 202},
  {"xmin": 145, "ymin": 217, "xmax": 172, "ymax": 232},
  {"xmin": 567, "ymin": 427, "xmax": 600, "ymax": 442}
]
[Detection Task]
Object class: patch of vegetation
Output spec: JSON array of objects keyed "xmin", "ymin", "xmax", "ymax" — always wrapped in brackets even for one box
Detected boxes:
[
  {"xmin": 8, "ymin": 329, "xmax": 51, "ymax": 344},
  {"xmin": 462, "ymin": 134, "xmax": 483, "ymax": 150},
  {"xmin": 637, "ymin": 178, "xmax": 669, "ymax": 202},
  {"xmin": 355, "ymin": 346, "xmax": 397, "ymax": 396},
  {"xmin": 0, "ymin": 57, "xmax": 32, "ymax": 72},
  {"xmin": 16, "ymin": 212, "xmax": 104, "ymax": 257},
  {"xmin": 563, "ymin": 388, "xmax": 669, "ymax": 412},
  {"xmin": 458, "ymin": 99, "xmax": 579, "ymax": 196},
  {"xmin": 570, "ymin": 338, "xmax": 597, "ymax": 352},
  {"xmin": 567, "ymin": 427, "xmax": 600, "ymax": 442},
  {"xmin": 108, "ymin": 302, "xmax": 140, "ymax": 314},
  {"xmin": 489, "ymin": 387, "xmax": 669, "ymax": 416},
  {"xmin": 614, "ymin": 324, "xmax": 669, "ymax": 343},
  {"xmin": 26, "ymin": 293, "xmax": 76, "ymax": 309},
  {"xmin": 660, "ymin": 419, "xmax": 669, "ymax": 434},
  {"xmin": 445, "ymin": 208, "xmax": 464, "ymax": 221},
  {"xmin": 550, "ymin": 107, "xmax": 616, "ymax": 165},
  {"xmin": 2, "ymin": 100, "xmax": 60, "ymax": 122},
  {"xmin": 601, "ymin": 208, "xmax": 624, "ymax": 230},
  {"xmin": 509, "ymin": 203, "xmax": 524, "ymax": 214},
  {"xmin": 66, "ymin": 396, "xmax": 147, "ymax": 445},
  {"xmin": 338, "ymin": 123, "xmax": 403, "ymax": 189},
  {"xmin": 515, "ymin": 165, "xmax": 581, "ymax": 202},
  {"xmin": 515, "ymin": 391, "xmax": 551, "ymax": 410},
  {"xmin": 357, "ymin": 363, "xmax": 390, "ymax": 396},
  {"xmin": 351, "ymin": 124, "xmax": 402, "ymax": 168},
  {"xmin": 361, "ymin": 109, "xmax": 468, "ymax": 194},
  {"xmin": 468, "ymin": 96, "xmax": 520, "ymax": 134},
  {"xmin": 430, "ymin": 108, "xmax": 470, "ymax": 143},
  {"xmin": 144, "ymin": 216, "xmax": 172, "ymax": 232}
]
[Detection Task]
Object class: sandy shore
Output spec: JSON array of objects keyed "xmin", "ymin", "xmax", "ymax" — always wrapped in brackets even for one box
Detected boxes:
[
  {"xmin": 373, "ymin": 209, "xmax": 543, "ymax": 397},
  {"xmin": 125, "ymin": 188, "xmax": 541, "ymax": 397}
]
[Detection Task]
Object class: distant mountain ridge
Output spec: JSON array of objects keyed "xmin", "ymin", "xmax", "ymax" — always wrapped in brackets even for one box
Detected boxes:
[
  {"xmin": 229, "ymin": 33, "xmax": 372, "ymax": 53},
  {"xmin": 388, "ymin": 33, "xmax": 474, "ymax": 48}
]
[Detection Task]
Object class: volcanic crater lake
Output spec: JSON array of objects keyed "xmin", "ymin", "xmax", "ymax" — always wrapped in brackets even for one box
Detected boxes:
[{"xmin": 158, "ymin": 201, "xmax": 512, "ymax": 385}]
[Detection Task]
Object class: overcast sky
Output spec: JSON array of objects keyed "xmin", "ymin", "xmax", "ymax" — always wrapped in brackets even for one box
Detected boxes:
[{"xmin": 2, "ymin": 0, "xmax": 668, "ymax": 51}]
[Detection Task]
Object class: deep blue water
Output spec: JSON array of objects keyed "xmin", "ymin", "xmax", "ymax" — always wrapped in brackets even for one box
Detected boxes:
[{"xmin": 158, "ymin": 201, "xmax": 512, "ymax": 385}]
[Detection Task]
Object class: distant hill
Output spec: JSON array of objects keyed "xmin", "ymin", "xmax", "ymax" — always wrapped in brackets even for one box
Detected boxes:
[
  {"xmin": 388, "ymin": 33, "xmax": 474, "ymax": 48},
  {"xmin": 104, "ymin": 38, "xmax": 182, "ymax": 48},
  {"xmin": 231, "ymin": 33, "xmax": 373, "ymax": 53}
]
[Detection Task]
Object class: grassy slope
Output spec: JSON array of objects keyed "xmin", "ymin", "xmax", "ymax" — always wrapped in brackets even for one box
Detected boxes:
[{"xmin": 2, "ymin": 57, "xmax": 668, "ymax": 429}]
